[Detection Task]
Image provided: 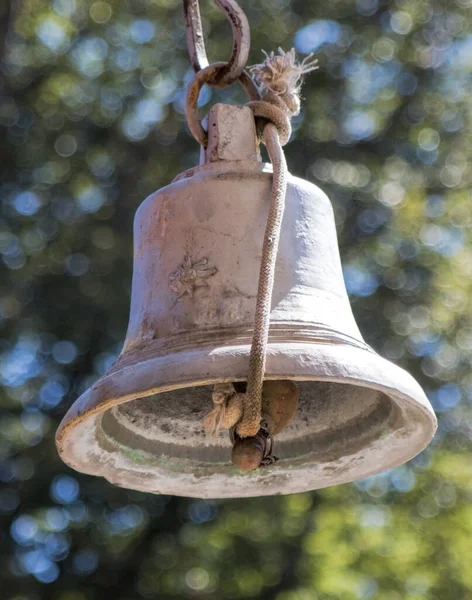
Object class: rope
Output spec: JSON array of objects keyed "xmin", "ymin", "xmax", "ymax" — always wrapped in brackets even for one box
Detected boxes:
[
  {"xmin": 235, "ymin": 121, "xmax": 287, "ymax": 437},
  {"xmin": 204, "ymin": 48, "xmax": 318, "ymax": 439},
  {"xmin": 204, "ymin": 383, "xmax": 243, "ymax": 437}
]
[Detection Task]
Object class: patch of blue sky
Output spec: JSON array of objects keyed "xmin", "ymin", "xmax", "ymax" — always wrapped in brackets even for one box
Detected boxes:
[
  {"xmin": 36, "ymin": 18, "xmax": 69, "ymax": 53},
  {"xmin": 45, "ymin": 507, "xmax": 70, "ymax": 532},
  {"xmin": 443, "ymin": 34, "xmax": 472, "ymax": 70},
  {"xmin": 408, "ymin": 332, "xmax": 441, "ymax": 357},
  {"xmin": 113, "ymin": 47, "xmax": 140, "ymax": 72},
  {"xmin": 432, "ymin": 227, "xmax": 464, "ymax": 257},
  {"xmin": 44, "ymin": 532, "xmax": 71, "ymax": 561},
  {"xmin": 20, "ymin": 549, "xmax": 60, "ymax": 583},
  {"xmin": 356, "ymin": 207, "xmax": 389, "ymax": 234},
  {"xmin": 295, "ymin": 20, "xmax": 342, "ymax": 54},
  {"xmin": 12, "ymin": 191, "xmax": 41, "ymax": 216},
  {"xmin": 356, "ymin": 0, "xmax": 379, "ymax": 17},
  {"xmin": 343, "ymin": 265, "xmax": 379, "ymax": 297},
  {"xmin": 438, "ymin": 72, "xmax": 468, "ymax": 103},
  {"xmin": 11, "ymin": 515, "xmax": 44, "ymax": 547},
  {"xmin": 188, "ymin": 500, "xmax": 217, "ymax": 524},
  {"xmin": 390, "ymin": 466, "xmax": 416, "ymax": 492},
  {"xmin": 0, "ymin": 339, "xmax": 42, "ymax": 388},
  {"xmin": 135, "ymin": 98, "xmax": 163, "ymax": 125},
  {"xmin": 69, "ymin": 37, "xmax": 108, "ymax": 78},
  {"xmin": 105, "ymin": 505, "xmax": 146, "ymax": 534},
  {"xmin": 344, "ymin": 59, "xmax": 401, "ymax": 104},
  {"xmin": 52, "ymin": 0, "xmax": 76, "ymax": 18},
  {"xmin": 429, "ymin": 383, "xmax": 462, "ymax": 413},
  {"xmin": 343, "ymin": 110, "xmax": 377, "ymax": 141},
  {"xmin": 129, "ymin": 19, "xmax": 155, "ymax": 44},
  {"xmin": 39, "ymin": 379, "xmax": 68, "ymax": 409},
  {"xmin": 424, "ymin": 195, "xmax": 446, "ymax": 218},
  {"xmin": 440, "ymin": 109, "xmax": 463, "ymax": 133},
  {"xmin": 50, "ymin": 475, "xmax": 80, "ymax": 504},
  {"xmin": 416, "ymin": 148, "xmax": 439, "ymax": 165},
  {"xmin": 76, "ymin": 185, "xmax": 106, "ymax": 213}
]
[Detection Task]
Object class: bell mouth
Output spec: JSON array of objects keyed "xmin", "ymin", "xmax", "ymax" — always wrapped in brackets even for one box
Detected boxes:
[
  {"xmin": 56, "ymin": 342, "xmax": 436, "ymax": 498},
  {"xmin": 99, "ymin": 382, "xmax": 397, "ymax": 467}
]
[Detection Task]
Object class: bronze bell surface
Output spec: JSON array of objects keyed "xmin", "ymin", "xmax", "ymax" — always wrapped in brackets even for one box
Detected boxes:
[{"xmin": 56, "ymin": 104, "xmax": 437, "ymax": 498}]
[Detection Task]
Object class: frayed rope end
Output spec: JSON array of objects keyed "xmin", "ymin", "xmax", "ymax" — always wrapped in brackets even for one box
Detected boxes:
[
  {"xmin": 250, "ymin": 47, "xmax": 318, "ymax": 99},
  {"xmin": 204, "ymin": 384, "xmax": 244, "ymax": 439}
]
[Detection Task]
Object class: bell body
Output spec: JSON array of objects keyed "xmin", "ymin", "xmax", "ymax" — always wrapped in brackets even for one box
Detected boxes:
[{"xmin": 56, "ymin": 105, "xmax": 436, "ymax": 498}]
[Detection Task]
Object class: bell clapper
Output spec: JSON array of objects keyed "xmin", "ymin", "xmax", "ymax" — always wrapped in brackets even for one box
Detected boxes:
[
  {"xmin": 229, "ymin": 380, "xmax": 299, "ymax": 471},
  {"xmin": 231, "ymin": 419, "xmax": 278, "ymax": 471},
  {"xmin": 204, "ymin": 379, "xmax": 299, "ymax": 470}
]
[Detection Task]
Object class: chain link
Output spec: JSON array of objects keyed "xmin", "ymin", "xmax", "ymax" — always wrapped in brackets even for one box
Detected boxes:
[
  {"xmin": 183, "ymin": 0, "xmax": 259, "ymax": 146},
  {"xmin": 183, "ymin": 0, "xmax": 251, "ymax": 86},
  {"xmin": 182, "ymin": 0, "xmax": 208, "ymax": 73},
  {"xmin": 185, "ymin": 62, "xmax": 259, "ymax": 147}
]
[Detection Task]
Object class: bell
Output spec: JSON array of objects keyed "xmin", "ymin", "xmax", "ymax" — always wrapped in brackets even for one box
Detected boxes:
[{"xmin": 56, "ymin": 104, "xmax": 437, "ymax": 498}]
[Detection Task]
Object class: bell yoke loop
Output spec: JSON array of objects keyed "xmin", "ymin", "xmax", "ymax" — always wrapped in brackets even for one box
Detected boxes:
[{"xmin": 183, "ymin": 0, "xmax": 261, "ymax": 148}]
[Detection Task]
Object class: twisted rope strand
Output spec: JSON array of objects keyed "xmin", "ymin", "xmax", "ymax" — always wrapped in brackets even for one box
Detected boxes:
[{"xmin": 236, "ymin": 122, "xmax": 287, "ymax": 437}]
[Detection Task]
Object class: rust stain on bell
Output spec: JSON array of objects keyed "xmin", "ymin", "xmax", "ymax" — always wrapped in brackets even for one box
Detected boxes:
[{"xmin": 55, "ymin": 104, "xmax": 437, "ymax": 499}]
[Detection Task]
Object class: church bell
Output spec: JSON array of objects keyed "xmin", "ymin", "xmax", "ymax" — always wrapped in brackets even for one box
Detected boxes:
[{"xmin": 56, "ymin": 104, "xmax": 437, "ymax": 498}]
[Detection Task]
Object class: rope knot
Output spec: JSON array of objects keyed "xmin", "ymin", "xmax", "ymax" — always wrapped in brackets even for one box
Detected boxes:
[
  {"xmin": 250, "ymin": 48, "xmax": 319, "ymax": 117},
  {"xmin": 203, "ymin": 383, "xmax": 244, "ymax": 439},
  {"xmin": 246, "ymin": 48, "xmax": 318, "ymax": 146}
]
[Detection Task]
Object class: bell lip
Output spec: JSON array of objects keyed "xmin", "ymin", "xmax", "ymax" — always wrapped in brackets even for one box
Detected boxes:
[{"xmin": 56, "ymin": 342, "xmax": 437, "ymax": 497}]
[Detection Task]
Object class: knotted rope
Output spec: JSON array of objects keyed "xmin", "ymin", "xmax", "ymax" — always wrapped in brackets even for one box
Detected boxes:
[
  {"xmin": 204, "ymin": 383, "xmax": 244, "ymax": 436},
  {"xmin": 204, "ymin": 48, "xmax": 318, "ymax": 439}
]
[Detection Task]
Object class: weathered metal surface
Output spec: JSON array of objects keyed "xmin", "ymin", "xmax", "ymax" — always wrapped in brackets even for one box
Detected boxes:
[
  {"xmin": 205, "ymin": 103, "xmax": 261, "ymax": 164},
  {"xmin": 185, "ymin": 63, "xmax": 259, "ymax": 147},
  {"xmin": 56, "ymin": 104, "xmax": 437, "ymax": 498},
  {"xmin": 183, "ymin": 0, "xmax": 208, "ymax": 73}
]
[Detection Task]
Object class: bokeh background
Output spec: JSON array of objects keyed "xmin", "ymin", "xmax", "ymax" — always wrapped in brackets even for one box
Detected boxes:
[{"xmin": 1, "ymin": 0, "xmax": 472, "ymax": 597}]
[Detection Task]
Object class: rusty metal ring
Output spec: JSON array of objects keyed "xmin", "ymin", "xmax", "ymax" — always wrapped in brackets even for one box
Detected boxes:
[
  {"xmin": 183, "ymin": 0, "xmax": 251, "ymax": 86},
  {"xmin": 185, "ymin": 62, "xmax": 260, "ymax": 147}
]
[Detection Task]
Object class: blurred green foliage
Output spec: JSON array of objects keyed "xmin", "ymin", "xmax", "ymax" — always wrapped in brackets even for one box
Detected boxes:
[{"xmin": 1, "ymin": 0, "xmax": 472, "ymax": 597}]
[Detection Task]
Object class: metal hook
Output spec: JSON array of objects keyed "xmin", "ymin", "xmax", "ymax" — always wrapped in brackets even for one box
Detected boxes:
[
  {"xmin": 183, "ymin": 0, "xmax": 250, "ymax": 87},
  {"xmin": 183, "ymin": 0, "xmax": 208, "ymax": 73}
]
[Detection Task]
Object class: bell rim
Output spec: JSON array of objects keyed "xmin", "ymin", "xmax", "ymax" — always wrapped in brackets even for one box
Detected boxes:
[{"xmin": 56, "ymin": 341, "xmax": 437, "ymax": 498}]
